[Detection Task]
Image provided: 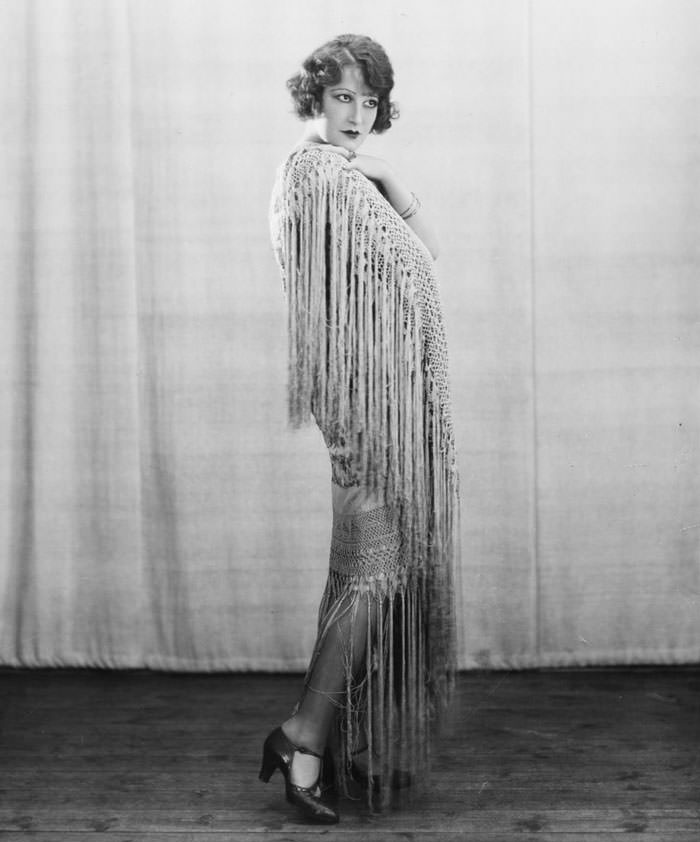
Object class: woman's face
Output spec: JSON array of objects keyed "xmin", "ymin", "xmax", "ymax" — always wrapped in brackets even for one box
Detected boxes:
[{"xmin": 313, "ymin": 64, "xmax": 378, "ymax": 152}]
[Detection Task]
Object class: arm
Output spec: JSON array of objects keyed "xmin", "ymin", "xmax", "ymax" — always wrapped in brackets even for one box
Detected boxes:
[
  {"xmin": 324, "ymin": 148, "xmax": 440, "ymax": 260},
  {"xmin": 374, "ymin": 167, "xmax": 440, "ymax": 261}
]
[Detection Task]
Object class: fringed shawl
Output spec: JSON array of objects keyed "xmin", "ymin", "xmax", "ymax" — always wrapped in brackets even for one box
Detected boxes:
[{"xmin": 270, "ymin": 144, "xmax": 459, "ymax": 802}]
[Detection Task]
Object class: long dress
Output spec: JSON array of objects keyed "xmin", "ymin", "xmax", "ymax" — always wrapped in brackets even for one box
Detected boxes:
[{"xmin": 269, "ymin": 143, "xmax": 459, "ymax": 807}]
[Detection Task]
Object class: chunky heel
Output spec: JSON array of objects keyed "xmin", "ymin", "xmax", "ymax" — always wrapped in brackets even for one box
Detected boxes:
[
  {"xmin": 258, "ymin": 746, "xmax": 278, "ymax": 783},
  {"xmin": 259, "ymin": 726, "xmax": 339, "ymax": 824}
]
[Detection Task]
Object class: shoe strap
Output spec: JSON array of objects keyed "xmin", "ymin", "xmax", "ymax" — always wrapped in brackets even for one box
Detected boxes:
[
  {"xmin": 279, "ymin": 726, "xmax": 324, "ymax": 760},
  {"xmin": 295, "ymin": 744, "xmax": 323, "ymax": 759}
]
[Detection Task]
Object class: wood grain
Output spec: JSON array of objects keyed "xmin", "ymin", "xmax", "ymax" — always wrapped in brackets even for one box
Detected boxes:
[{"xmin": 0, "ymin": 668, "xmax": 698, "ymax": 838}]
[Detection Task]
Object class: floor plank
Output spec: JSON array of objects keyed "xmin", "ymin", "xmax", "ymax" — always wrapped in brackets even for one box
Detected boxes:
[
  {"xmin": 0, "ymin": 668, "xmax": 698, "ymax": 838},
  {"xmin": 1, "ymin": 828, "xmax": 700, "ymax": 840}
]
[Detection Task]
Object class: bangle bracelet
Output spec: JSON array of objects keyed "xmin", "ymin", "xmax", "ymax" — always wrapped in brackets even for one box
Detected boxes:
[{"xmin": 400, "ymin": 192, "xmax": 421, "ymax": 220}]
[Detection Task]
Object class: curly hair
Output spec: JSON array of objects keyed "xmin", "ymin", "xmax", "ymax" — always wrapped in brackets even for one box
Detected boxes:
[{"xmin": 287, "ymin": 34, "xmax": 399, "ymax": 134}]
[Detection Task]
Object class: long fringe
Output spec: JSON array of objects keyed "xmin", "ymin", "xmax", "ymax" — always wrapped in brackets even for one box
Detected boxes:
[
  {"xmin": 310, "ymin": 568, "xmax": 430, "ymax": 809},
  {"xmin": 270, "ymin": 145, "xmax": 460, "ymax": 808}
]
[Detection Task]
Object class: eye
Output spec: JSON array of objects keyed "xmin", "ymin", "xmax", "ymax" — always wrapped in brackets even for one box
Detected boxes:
[
  {"xmin": 336, "ymin": 93, "xmax": 352, "ymax": 103},
  {"xmin": 365, "ymin": 98, "xmax": 379, "ymax": 109}
]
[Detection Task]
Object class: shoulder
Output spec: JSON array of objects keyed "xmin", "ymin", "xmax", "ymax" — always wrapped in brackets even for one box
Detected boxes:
[
  {"xmin": 283, "ymin": 144, "xmax": 349, "ymax": 190},
  {"xmin": 275, "ymin": 145, "xmax": 371, "ymax": 217}
]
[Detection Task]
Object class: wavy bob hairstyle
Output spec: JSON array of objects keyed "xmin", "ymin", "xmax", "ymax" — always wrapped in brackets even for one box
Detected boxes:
[{"xmin": 287, "ymin": 34, "xmax": 399, "ymax": 134}]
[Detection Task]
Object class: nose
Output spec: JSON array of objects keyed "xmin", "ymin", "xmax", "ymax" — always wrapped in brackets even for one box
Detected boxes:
[{"xmin": 349, "ymin": 100, "xmax": 363, "ymax": 125}]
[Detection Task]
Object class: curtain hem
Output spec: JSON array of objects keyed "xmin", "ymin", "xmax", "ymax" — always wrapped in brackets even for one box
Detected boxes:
[{"xmin": 0, "ymin": 648, "xmax": 698, "ymax": 671}]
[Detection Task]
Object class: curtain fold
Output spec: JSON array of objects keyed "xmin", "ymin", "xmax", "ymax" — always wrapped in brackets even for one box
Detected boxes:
[
  {"xmin": 1, "ymin": 0, "xmax": 144, "ymax": 665},
  {"xmin": 0, "ymin": 0, "xmax": 698, "ymax": 670}
]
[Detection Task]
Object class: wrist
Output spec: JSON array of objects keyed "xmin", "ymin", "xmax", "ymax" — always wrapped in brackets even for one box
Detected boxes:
[{"xmin": 399, "ymin": 192, "xmax": 421, "ymax": 220}]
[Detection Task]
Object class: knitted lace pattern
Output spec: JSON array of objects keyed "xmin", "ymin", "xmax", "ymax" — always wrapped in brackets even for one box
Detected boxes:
[{"xmin": 270, "ymin": 144, "xmax": 460, "ymax": 807}]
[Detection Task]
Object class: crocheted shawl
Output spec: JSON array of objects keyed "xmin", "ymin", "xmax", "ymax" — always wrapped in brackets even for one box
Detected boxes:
[{"xmin": 270, "ymin": 143, "xmax": 459, "ymax": 720}]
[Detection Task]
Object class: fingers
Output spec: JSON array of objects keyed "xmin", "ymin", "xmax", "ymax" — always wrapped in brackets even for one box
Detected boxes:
[{"xmin": 327, "ymin": 144, "xmax": 357, "ymax": 162}]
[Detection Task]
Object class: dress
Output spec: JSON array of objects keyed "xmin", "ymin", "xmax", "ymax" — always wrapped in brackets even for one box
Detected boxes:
[{"xmin": 269, "ymin": 143, "xmax": 459, "ymax": 807}]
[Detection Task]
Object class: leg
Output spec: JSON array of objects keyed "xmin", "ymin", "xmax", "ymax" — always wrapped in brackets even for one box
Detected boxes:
[{"xmin": 283, "ymin": 588, "xmax": 376, "ymax": 786}]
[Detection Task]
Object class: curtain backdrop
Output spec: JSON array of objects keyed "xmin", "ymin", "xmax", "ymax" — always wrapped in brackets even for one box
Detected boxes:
[{"xmin": 1, "ymin": 0, "xmax": 698, "ymax": 670}]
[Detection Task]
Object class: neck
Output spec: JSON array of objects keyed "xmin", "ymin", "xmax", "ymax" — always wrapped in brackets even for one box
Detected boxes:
[{"xmin": 301, "ymin": 127, "xmax": 326, "ymax": 145}]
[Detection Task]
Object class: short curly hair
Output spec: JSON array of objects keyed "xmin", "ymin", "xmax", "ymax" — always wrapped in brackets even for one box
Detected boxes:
[{"xmin": 287, "ymin": 34, "xmax": 399, "ymax": 134}]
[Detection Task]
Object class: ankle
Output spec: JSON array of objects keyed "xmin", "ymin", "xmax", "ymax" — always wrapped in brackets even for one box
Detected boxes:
[{"xmin": 282, "ymin": 717, "xmax": 325, "ymax": 756}]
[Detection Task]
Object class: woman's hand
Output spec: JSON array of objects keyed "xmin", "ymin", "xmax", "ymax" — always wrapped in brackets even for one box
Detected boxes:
[
  {"xmin": 346, "ymin": 153, "xmax": 394, "ymax": 184},
  {"xmin": 323, "ymin": 144, "xmax": 440, "ymax": 260},
  {"xmin": 321, "ymin": 145, "xmax": 393, "ymax": 182}
]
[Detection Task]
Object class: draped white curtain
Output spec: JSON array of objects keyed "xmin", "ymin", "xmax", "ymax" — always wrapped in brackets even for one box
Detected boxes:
[{"xmin": 0, "ymin": 0, "xmax": 698, "ymax": 670}]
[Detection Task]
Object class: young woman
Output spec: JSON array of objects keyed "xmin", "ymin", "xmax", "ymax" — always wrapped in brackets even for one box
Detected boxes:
[{"xmin": 263, "ymin": 34, "xmax": 459, "ymax": 823}]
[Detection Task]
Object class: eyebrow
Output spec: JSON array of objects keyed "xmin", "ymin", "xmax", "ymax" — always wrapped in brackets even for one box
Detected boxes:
[{"xmin": 330, "ymin": 87, "xmax": 378, "ymax": 97}]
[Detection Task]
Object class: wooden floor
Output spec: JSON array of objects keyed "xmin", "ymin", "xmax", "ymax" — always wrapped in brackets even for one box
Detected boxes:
[{"xmin": 0, "ymin": 668, "xmax": 698, "ymax": 841}]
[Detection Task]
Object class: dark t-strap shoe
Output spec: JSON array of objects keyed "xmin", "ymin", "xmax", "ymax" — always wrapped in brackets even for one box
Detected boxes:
[{"xmin": 259, "ymin": 726, "xmax": 339, "ymax": 824}]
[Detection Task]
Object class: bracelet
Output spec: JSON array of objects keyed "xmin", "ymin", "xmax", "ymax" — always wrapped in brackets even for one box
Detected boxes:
[{"xmin": 400, "ymin": 192, "xmax": 421, "ymax": 220}]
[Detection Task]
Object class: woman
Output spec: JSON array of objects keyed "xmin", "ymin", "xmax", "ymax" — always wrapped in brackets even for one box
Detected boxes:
[{"xmin": 262, "ymin": 34, "xmax": 459, "ymax": 823}]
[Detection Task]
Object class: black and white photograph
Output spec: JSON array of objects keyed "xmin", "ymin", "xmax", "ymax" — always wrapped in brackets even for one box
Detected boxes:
[{"xmin": 0, "ymin": 0, "xmax": 698, "ymax": 839}]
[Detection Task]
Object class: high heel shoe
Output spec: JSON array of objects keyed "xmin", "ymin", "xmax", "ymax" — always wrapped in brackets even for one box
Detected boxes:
[
  {"xmin": 259, "ymin": 727, "xmax": 339, "ymax": 824},
  {"xmin": 349, "ymin": 746, "xmax": 413, "ymax": 794}
]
